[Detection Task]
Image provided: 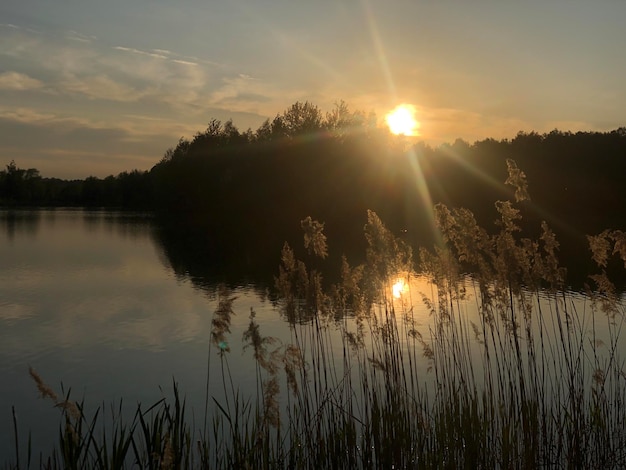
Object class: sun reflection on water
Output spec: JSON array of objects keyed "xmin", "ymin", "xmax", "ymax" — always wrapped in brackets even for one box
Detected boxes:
[{"xmin": 392, "ymin": 278, "xmax": 407, "ymax": 299}]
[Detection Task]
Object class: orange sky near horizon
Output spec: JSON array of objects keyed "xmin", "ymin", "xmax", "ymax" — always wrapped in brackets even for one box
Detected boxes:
[{"xmin": 1, "ymin": 1, "xmax": 625, "ymax": 179}]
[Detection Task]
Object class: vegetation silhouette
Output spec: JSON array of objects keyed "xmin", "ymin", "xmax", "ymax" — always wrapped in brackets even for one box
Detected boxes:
[
  {"xmin": 9, "ymin": 163, "xmax": 626, "ymax": 466},
  {"xmin": 2, "ymin": 102, "xmax": 626, "ymax": 286}
]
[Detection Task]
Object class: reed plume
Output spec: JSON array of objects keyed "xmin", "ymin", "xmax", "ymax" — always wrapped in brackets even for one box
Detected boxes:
[{"xmin": 28, "ymin": 366, "xmax": 58, "ymax": 403}]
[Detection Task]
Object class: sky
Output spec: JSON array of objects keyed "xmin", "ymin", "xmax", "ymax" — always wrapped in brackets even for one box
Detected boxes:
[{"xmin": 1, "ymin": 0, "xmax": 625, "ymax": 179}]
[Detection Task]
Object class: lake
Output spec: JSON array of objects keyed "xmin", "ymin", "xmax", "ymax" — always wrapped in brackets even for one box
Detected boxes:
[
  {"xmin": 0, "ymin": 209, "xmax": 294, "ymax": 460},
  {"xmin": 1, "ymin": 208, "xmax": 624, "ymax": 466}
]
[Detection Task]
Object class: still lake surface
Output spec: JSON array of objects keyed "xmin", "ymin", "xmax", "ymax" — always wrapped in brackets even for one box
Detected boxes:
[
  {"xmin": 1, "ymin": 208, "xmax": 624, "ymax": 461},
  {"xmin": 0, "ymin": 209, "xmax": 294, "ymax": 459}
]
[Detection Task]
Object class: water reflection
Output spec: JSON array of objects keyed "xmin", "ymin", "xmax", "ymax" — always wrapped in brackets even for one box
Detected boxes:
[
  {"xmin": 0, "ymin": 209, "xmax": 284, "ymax": 459},
  {"xmin": 381, "ymin": 269, "xmax": 626, "ymax": 390},
  {"xmin": 0, "ymin": 209, "xmax": 42, "ymax": 241},
  {"xmin": 152, "ymin": 219, "xmax": 280, "ymax": 292},
  {"xmin": 2, "ymin": 209, "xmax": 625, "ymax": 463}
]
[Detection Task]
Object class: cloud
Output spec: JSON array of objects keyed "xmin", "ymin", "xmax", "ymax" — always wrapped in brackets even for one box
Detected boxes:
[
  {"xmin": 66, "ymin": 30, "xmax": 96, "ymax": 43},
  {"xmin": 113, "ymin": 44, "xmax": 209, "ymax": 66},
  {"xmin": 0, "ymin": 24, "xmax": 302, "ymax": 118},
  {"xmin": 0, "ymin": 24, "xmax": 310, "ymax": 178},
  {"xmin": 103, "ymin": 44, "xmax": 214, "ymax": 107},
  {"xmin": 113, "ymin": 45, "xmax": 168, "ymax": 60},
  {"xmin": 172, "ymin": 59, "xmax": 197, "ymax": 66},
  {"xmin": 0, "ymin": 104, "xmax": 190, "ymax": 143},
  {"xmin": 0, "ymin": 71, "xmax": 44, "ymax": 91},
  {"xmin": 209, "ymin": 73, "xmax": 283, "ymax": 112},
  {"xmin": 60, "ymin": 74, "xmax": 152, "ymax": 102},
  {"xmin": 0, "ymin": 107, "xmax": 57, "ymax": 124},
  {"xmin": 0, "ymin": 106, "xmax": 182, "ymax": 177},
  {"xmin": 1, "ymin": 28, "xmax": 209, "ymax": 105}
]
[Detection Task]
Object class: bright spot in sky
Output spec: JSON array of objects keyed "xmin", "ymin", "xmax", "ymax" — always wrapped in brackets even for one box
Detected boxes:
[{"xmin": 385, "ymin": 104, "xmax": 420, "ymax": 136}]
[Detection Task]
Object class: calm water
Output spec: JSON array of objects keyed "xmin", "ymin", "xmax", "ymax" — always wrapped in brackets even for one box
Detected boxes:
[
  {"xmin": 0, "ymin": 209, "xmax": 290, "ymax": 460},
  {"xmin": 1, "ymin": 209, "xmax": 624, "ymax": 462}
]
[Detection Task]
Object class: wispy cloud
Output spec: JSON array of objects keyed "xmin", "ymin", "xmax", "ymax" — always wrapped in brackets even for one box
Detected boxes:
[
  {"xmin": 60, "ymin": 73, "xmax": 152, "ymax": 102},
  {"xmin": 172, "ymin": 59, "xmax": 197, "ymax": 66},
  {"xmin": 112, "ymin": 44, "xmax": 215, "ymax": 67},
  {"xmin": 0, "ymin": 107, "xmax": 178, "ymax": 177},
  {"xmin": 0, "ymin": 105, "xmax": 193, "ymax": 142},
  {"xmin": 114, "ymin": 45, "xmax": 168, "ymax": 60},
  {"xmin": 209, "ymin": 73, "xmax": 286, "ymax": 113},
  {"xmin": 0, "ymin": 71, "xmax": 44, "ymax": 91},
  {"xmin": 66, "ymin": 30, "xmax": 96, "ymax": 43},
  {"xmin": 0, "ymin": 101, "xmax": 269, "ymax": 178},
  {"xmin": 0, "ymin": 23, "xmax": 309, "ymax": 176},
  {"xmin": 1, "ymin": 23, "xmax": 41, "ymax": 34},
  {"xmin": 0, "ymin": 106, "xmax": 57, "ymax": 124},
  {"xmin": 0, "ymin": 23, "xmax": 304, "ymax": 117}
]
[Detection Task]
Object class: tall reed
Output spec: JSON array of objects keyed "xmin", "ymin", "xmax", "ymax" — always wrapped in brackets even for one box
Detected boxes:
[{"xmin": 6, "ymin": 159, "xmax": 626, "ymax": 468}]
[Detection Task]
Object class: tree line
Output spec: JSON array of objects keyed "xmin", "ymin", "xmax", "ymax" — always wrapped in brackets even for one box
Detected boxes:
[
  {"xmin": 2, "ymin": 101, "xmax": 626, "ymax": 277},
  {"xmin": 0, "ymin": 160, "xmax": 152, "ymax": 208}
]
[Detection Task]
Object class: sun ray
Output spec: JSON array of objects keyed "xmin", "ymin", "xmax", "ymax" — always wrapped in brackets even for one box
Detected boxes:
[{"xmin": 361, "ymin": 0, "xmax": 397, "ymax": 98}]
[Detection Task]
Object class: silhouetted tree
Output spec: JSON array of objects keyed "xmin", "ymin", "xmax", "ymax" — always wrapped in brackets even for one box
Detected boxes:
[
  {"xmin": 4, "ymin": 101, "xmax": 626, "ymax": 286},
  {"xmin": 280, "ymin": 101, "xmax": 323, "ymax": 137},
  {"xmin": 0, "ymin": 160, "xmax": 43, "ymax": 204}
]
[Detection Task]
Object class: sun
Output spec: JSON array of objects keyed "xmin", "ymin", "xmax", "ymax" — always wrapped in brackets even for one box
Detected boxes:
[{"xmin": 385, "ymin": 104, "xmax": 420, "ymax": 136}]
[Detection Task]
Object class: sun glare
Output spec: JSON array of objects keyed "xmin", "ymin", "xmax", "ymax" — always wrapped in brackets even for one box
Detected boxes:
[
  {"xmin": 385, "ymin": 104, "xmax": 420, "ymax": 136},
  {"xmin": 392, "ymin": 278, "xmax": 407, "ymax": 299}
]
